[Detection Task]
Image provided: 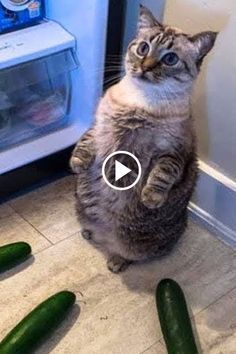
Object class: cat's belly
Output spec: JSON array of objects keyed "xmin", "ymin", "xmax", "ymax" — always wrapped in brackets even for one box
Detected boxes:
[
  {"xmin": 75, "ymin": 159, "xmax": 142, "ymax": 247},
  {"xmin": 76, "ymin": 163, "xmax": 140, "ymax": 220}
]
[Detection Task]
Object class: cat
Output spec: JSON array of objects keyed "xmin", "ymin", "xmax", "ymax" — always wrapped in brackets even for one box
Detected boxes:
[{"xmin": 70, "ymin": 6, "xmax": 218, "ymax": 273}]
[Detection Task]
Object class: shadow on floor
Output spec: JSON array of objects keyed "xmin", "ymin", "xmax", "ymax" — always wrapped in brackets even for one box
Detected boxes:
[
  {"xmin": 0, "ymin": 256, "xmax": 35, "ymax": 281},
  {"xmin": 119, "ymin": 235, "xmax": 186, "ymax": 294},
  {"xmin": 35, "ymin": 304, "xmax": 81, "ymax": 354}
]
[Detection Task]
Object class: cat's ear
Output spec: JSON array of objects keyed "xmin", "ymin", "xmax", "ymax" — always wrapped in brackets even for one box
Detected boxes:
[
  {"xmin": 189, "ymin": 31, "xmax": 218, "ymax": 67},
  {"xmin": 138, "ymin": 5, "xmax": 163, "ymax": 32}
]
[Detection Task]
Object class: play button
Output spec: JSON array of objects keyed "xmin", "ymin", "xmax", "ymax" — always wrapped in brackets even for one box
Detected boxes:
[
  {"xmin": 115, "ymin": 160, "xmax": 132, "ymax": 181},
  {"xmin": 102, "ymin": 151, "xmax": 142, "ymax": 191}
]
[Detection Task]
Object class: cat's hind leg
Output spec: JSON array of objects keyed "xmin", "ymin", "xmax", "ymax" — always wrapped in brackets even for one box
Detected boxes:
[
  {"xmin": 107, "ymin": 255, "xmax": 133, "ymax": 274},
  {"xmin": 81, "ymin": 229, "xmax": 93, "ymax": 240}
]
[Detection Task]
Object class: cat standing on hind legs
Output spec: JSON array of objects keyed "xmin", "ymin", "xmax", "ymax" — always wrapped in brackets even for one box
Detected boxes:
[{"xmin": 70, "ymin": 6, "xmax": 218, "ymax": 273}]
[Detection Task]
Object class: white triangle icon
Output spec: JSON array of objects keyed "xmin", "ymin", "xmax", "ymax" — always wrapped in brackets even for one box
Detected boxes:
[{"xmin": 115, "ymin": 160, "xmax": 132, "ymax": 182}]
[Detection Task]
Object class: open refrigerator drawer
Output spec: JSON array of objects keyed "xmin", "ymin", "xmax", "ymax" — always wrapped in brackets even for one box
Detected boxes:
[{"xmin": 0, "ymin": 49, "xmax": 78, "ymax": 151}]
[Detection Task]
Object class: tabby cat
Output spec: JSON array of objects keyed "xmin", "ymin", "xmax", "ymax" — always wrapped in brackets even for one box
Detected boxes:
[{"xmin": 70, "ymin": 6, "xmax": 218, "ymax": 273}]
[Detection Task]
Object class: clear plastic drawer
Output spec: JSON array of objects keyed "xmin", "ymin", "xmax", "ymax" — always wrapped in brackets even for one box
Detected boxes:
[{"xmin": 0, "ymin": 49, "xmax": 78, "ymax": 151}]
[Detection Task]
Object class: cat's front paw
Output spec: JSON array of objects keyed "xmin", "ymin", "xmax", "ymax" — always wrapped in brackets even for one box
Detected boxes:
[
  {"xmin": 70, "ymin": 155, "xmax": 92, "ymax": 174},
  {"xmin": 141, "ymin": 185, "xmax": 168, "ymax": 209},
  {"xmin": 107, "ymin": 255, "xmax": 132, "ymax": 274}
]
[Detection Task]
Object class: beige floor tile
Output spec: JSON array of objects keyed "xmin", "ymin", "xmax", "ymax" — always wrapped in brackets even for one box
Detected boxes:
[
  {"xmin": 40, "ymin": 276, "xmax": 159, "ymax": 354},
  {"xmin": 0, "ymin": 208, "xmax": 51, "ymax": 253},
  {"xmin": 194, "ymin": 287, "xmax": 236, "ymax": 354},
  {"xmin": 0, "ymin": 235, "xmax": 104, "ymax": 338},
  {"xmin": 39, "ymin": 222, "xmax": 236, "ymax": 354},
  {"xmin": 0, "ymin": 234, "xmax": 161, "ymax": 354},
  {"xmin": 141, "ymin": 341, "xmax": 167, "ymax": 354},
  {"xmin": 0, "ymin": 204, "xmax": 15, "ymax": 219},
  {"xmin": 120, "ymin": 222, "xmax": 236, "ymax": 315},
  {"xmin": 9, "ymin": 176, "xmax": 81, "ymax": 244},
  {"xmin": 0, "ymin": 220, "xmax": 235, "ymax": 354}
]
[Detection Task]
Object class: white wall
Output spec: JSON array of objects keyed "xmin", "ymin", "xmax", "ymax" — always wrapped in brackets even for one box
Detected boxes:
[{"xmin": 164, "ymin": 0, "xmax": 236, "ymax": 180}]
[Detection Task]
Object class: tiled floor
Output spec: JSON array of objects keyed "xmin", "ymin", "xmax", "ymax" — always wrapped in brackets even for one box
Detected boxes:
[{"xmin": 0, "ymin": 175, "xmax": 235, "ymax": 354}]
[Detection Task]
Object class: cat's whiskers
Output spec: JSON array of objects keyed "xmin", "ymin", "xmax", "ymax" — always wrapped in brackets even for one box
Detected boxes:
[
  {"xmin": 85, "ymin": 65, "xmax": 124, "ymax": 80},
  {"xmin": 104, "ymin": 73, "xmax": 124, "ymax": 87}
]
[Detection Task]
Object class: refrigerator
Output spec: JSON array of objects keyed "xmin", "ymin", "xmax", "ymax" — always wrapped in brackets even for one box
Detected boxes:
[{"xmin": 0, "ymin": 0, "xmax": 109, "ymax": 174}]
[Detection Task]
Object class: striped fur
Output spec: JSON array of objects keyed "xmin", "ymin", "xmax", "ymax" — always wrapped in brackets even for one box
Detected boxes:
[{"xmin": 70, "ymin": 6, "xmax": 218, "ymax": 273}]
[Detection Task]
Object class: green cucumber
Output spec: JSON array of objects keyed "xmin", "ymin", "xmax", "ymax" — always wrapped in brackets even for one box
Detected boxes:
[
  {"xmin": 156, "ymin": 279, "xmax": 199, "ymax": 354},
  {"xmin": 0, "ymin": 242, "xmax": 32, "ymax": 273},
  {"xmin": 0, "ymin": 291, "xmax": 76, "ymax": 354}
]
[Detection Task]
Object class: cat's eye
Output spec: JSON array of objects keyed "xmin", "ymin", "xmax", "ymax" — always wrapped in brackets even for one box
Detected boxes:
[
  {"xmin": 137, "ymin": 41, "xmax": 150, "ymax": 57},
  {"xmin": 161, "ymin": 52, "xmax": 179, "ymax": 66}
]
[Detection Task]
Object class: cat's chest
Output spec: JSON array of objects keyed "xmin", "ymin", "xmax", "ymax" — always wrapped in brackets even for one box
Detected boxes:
[
  {"xmin": 122, "ymin": 126, "xmax": 169, "ymax": 155},
  {"xmin": 98, "ymin": 116, "xmax": 171, "ymax": 151}
]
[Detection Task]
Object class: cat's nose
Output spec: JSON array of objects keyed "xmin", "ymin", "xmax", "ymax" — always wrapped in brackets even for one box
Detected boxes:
[{"xmin": 142, "ymin": 57, "xmax": 157, "ymax": 72}]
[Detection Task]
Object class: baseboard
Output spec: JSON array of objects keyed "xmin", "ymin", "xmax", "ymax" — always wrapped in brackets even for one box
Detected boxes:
[
  {"xmin": 198, "ymin": 160, "xmax": 236, "ymax": 192},
  {"xmin": 189, "ymin": 160, "xmax": 236, "ymax": 249},
  {"xmin": 188, "ymin": 203, "xmax": 236, "ymax": 249}
]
